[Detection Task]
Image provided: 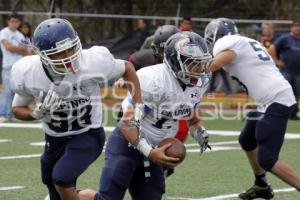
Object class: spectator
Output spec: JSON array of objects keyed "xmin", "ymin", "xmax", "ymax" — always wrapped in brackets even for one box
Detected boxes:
[
  {"xmin": 137, "ymin": 19, "xmax": 147, "ymax": 32},
  {"xmin": 19, "ymin": 21, "xmax": 32, "ymax": 45},
  {"xmin": 0, "ymin": 12, "xmax": 32, "ymax": 123},
  {"xmin": 109, "ymin": 19, "xmax": 152, "ymax": 59},
  {"xmin": 269, "ymin": 18, "xmax": 300, "ymax": 120},
  {"xmin": 136, "ymin": 19, "xmax": 151, "ymax": 47},
  {"xmin": 179, "ymin": 17, "xmax": 193, "ymax": 32},
  {"xmin": 259, "ymin": 22, "xmax": 275, "ymax": 53}
]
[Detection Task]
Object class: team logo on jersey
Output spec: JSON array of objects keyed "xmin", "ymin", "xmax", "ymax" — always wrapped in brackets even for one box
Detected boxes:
[
  {"xmin": 174, "ymin": 104, "xmax": 191, "ymax": 117},
  {"xmin": 190, "ymin": 92, "xmax": 198, "ymax": 98},
  {"xmin": 59, "ymin": 96, "xmax": 91, "ymax": 110}
]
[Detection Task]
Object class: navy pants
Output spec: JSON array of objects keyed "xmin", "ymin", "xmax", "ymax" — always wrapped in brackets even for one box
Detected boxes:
[
  {"xmin": 41, "ymin": 127, "xmax": 105, "ymax": 200},
  {"xmin": 96, "ymin": 127, "xmax": 165, "ymax": 200},
  {"xmin": 239, "ymin": 103, "xmax": 293, "ymax": 171}
]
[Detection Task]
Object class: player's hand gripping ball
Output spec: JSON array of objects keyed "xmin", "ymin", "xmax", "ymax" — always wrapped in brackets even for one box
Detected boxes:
[{"xmin": 158, "ymin": 137, "xmax": 186, "ymax": 163}]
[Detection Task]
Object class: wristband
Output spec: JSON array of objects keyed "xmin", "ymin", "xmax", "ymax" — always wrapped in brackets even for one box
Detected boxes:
[{"xmin": 136, "ymin": 138, "xmax": 153, "ymax": 157}]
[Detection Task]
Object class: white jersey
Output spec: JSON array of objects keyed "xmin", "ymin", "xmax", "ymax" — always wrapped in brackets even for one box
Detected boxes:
[
  {"xmin": 213, "ymin": 35, "xmax": 296, "ymax": 112},
  {"xmin": 11, "ymin": 46, "xmax": 125, "ymax": 137},
  {"xmin": 122, "ymin": 63, "xmax": 207, "ymax": 146}
]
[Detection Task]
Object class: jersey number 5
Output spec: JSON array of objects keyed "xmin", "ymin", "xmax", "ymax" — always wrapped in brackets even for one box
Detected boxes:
[{"xmin": 249, "ymin": 41, "xmax": 271, "ymax": 61}]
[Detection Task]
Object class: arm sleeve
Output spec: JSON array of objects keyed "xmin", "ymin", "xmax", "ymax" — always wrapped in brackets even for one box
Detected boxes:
[
  {"xmin": 12, "ymin": 93, "xmax": 33, "ymax": 107},
  {"xmin": 107, "ymin": 59, "xmax": 125, "ymax": 81},
  {"xmin": 213, "ymin": 36, "xmax": 241, "ymax": 56},
  {"xmin": 10, "ymin": 62, "xmax": 32, "ymax": 98},
  {"xmin": 90, "ymin": 46, "xmax": 125, "ymax": 84},
  {"xmin": 122, "ymin": 72, "xmax": 161, "ymax": 112}
]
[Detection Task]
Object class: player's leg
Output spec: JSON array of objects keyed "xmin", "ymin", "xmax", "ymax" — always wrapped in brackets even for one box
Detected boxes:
[
  {"xmin": 53, "ymin": 128, "xmax": 105, "ymax": 200},
  {"xmin": 96, "ymin": 127, "xmax": 139, "ymax": 200},
  {"xmin": 239, "ymin": 111, "xmax": 266, "ymax": 176},
  {"xmin": 238, "ymin": 111, "xmax": 273, "ymax": 200},
  {"xmin": 41, "ymin": 134, "xmax": 67, "ymax": 200},
  {"xmin": 129, "ymin": 159, "xmax": 165, "ymax": 200},
  {"xmin": 256, "ymin": 103, "xmax": 300, "ymax": 189}
]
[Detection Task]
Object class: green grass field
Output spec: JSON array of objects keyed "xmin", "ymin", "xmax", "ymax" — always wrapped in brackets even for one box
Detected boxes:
[{"xmin": 1, "ymin": 114, "xmax": 300, "ymax": 200}]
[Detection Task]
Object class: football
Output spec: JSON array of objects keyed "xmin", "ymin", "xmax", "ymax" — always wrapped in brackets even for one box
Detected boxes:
[{"xmin": 158, "ymin": 137, "xmax": 186, "ymax": 163}]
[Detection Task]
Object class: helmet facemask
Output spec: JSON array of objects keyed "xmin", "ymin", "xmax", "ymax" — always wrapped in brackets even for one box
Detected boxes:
[
  {"xmin": 204, "ymin": 20, "xmax": 219, "ymax": 53},
  {"xmin": 175, "ymin": 38, "xmax": 212, "ymax": 87},
  {"xmin": 36, "ymin": 36, "xmax": 82, "ymax": 75},
  {"xmin": 204, "ymin": 18, "xmax": 239, "ymax": 53},
  {"xmin": 151, "ymin": 42, "xmax": 164, "ymax": 62}
]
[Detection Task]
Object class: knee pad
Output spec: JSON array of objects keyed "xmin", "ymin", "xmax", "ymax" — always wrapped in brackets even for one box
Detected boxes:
[
  {"xmin": 239, "ymin": 123, "xmax": 257, "ymax": 151},
  {"xmin": 257, "ymin": 146, "xmax": 278, "ymax": 171},
  {"xmin": 239, "ymin": 111, "xmax": 261, "ymax": 151},
  {"xmin": 52, "ymin": 169, "xmax": 76, "ymax": 187},
  {"xmin": 239, "ymin": 132, "xmax": 257, "ymax": 151}
]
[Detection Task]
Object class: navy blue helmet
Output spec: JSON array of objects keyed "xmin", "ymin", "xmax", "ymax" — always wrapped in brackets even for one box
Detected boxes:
[
  {"xmin": 204, "ymin": 18, "xmax": 238, "ymax": 52},
  {"xmin": 151, "ymin": 25, "xmax": 179, "ymax": 61},
  {"xmin": 164, "ymin": 31, "xmax": 212, "ymax": 87},
  {"xmin": 32, "ymin": 18, "xmax": 82, "ymax": 75}
]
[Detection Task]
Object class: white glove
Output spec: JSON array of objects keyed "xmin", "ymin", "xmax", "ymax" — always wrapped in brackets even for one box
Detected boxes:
[
  {"xmin": 191, "ymin": 126, "xmax": 211, "ymax": 154},
  {"xmin": 134, "ymin": 103, "xmax": 145, "ymax": 123},
  {"xmin": 31, "ymin": 90, "xmax": 62, "ymax": 120},
  {"xmin": 133, "ymin": 103, "xmax": 145, "ymax": 132}
]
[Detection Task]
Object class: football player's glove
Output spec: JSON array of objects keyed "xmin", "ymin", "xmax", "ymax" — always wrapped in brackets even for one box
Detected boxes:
[
  {"xmin": 133, "ymin": 103, "xmax": 145, "ymax": 131},
  {"xmin": 191, "ymin": 126, "xmax": 211, "ymax": 154},
  {"xmin": 31, "ymin": 90, "xmax": 62, "ymax": 120}
]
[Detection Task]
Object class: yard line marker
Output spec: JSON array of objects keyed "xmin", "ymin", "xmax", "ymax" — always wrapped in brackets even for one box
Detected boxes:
[
  {"xmin": 185, "ymin": 141, "xmax": 238, "ymax": 147},
  {"xmin": 1, "ymin": 123, "xmax": 300, "ymax": 138},
  {"xmin": 0, "ymin": 186, "xmax": 25, "ymax": 191},
  {"xmin": 0, "ymin": 139, "xmax": 11, "ymax": 143},
  {"xmin": 187, "ymin": 146, "xmax": 240, "ymax": 153},
  {"xmin": 167, "ymin": 187, "xmax": 296, "ymax": 200},
  {"xmin": 30, "ymin": 142, "xmax": 45, "ymax": 146},
  {"xmin": 0, "ymin": 154, "xmax": 41, "ymax": 160},
  {"xmin": 0, "ymin": 123, "xmax": 42, "ymax": 128}
]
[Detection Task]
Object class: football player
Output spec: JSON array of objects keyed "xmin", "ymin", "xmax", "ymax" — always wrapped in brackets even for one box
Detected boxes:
[
  {"xmin": 117, "ymin": 25, "xmax": 190, "ymax": 145},
  {"xmin": 79, "ymin": 32, "xmax": 212, "ymax": 200},
  {"xmin": 116, "ymin": 25, "xmax": 192, "ymax": 178},
  {"xmin": 205, "ymin": 18, "xmax": 300, "ymax": 199},
  {"xmin": 10, "ymin": 18, "xmax": 143, "ymax": 200}
]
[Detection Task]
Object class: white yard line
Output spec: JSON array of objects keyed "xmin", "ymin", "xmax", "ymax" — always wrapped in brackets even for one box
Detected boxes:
[
  {"xmin": 185, "ymin": 141, "xmax": 239, "ymax": 147},
  {"xmin": 0, "ymin": 123, "xmax": 43, "ymax": 129},
  {"xmin": 187, "ymin": 146, "xmax": 240, "ymax": 153},
  {"xmin": 30, "ymin": 142, "xmax": 46, "ymax": 146},
  {"xmin": 0, "ymin": 139, "xmax": 11, "ymax": 143},
  {"xmin": 168, "ymin": 187, "xmax": 296, "ymax": 200},
  {"xmin": 0, "ymin": 186, "xmax": 25, "ymax": 191},
  {"xmin": 0, "ymin": 154, "xmax": 41, "ymax": 160},
  {"xmin": 1, "ymin": 123, "xmax": 299, "ymax": 137}
]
